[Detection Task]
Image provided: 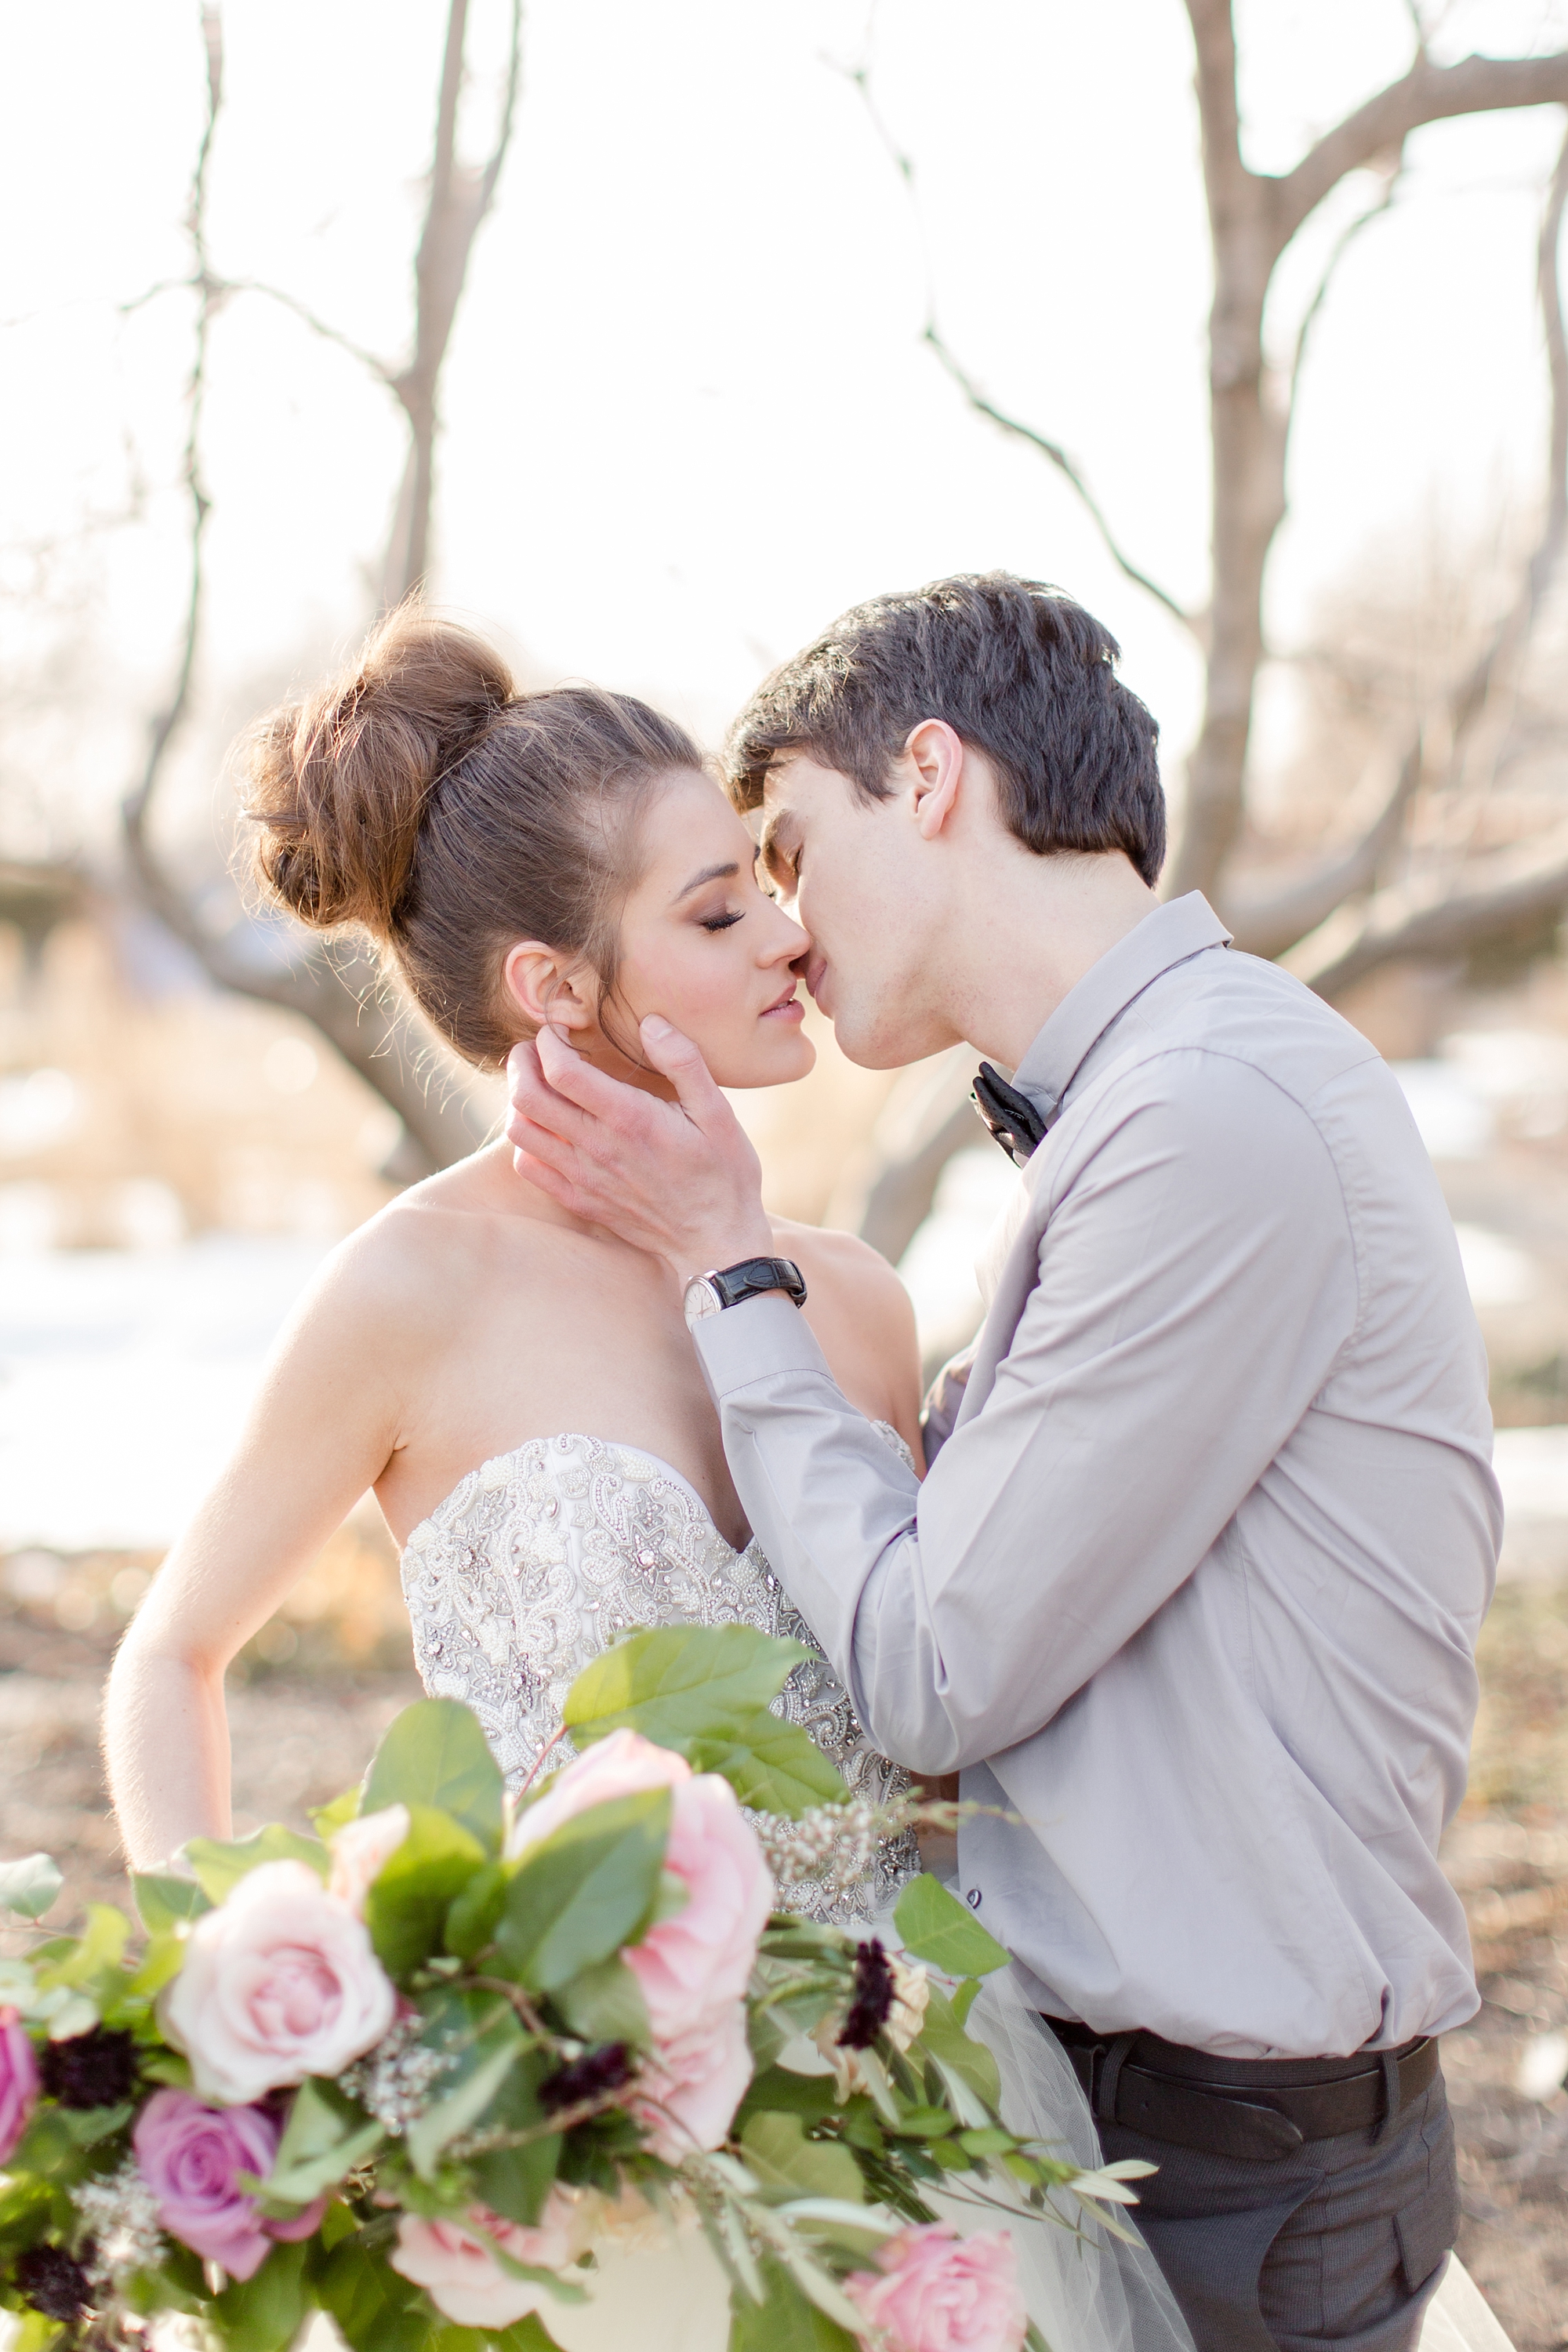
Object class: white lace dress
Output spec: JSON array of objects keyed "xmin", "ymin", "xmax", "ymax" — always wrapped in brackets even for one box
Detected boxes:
[{"xmin": 398, "ymin": 1430, "xmax": 1197, "ymax": 2352}]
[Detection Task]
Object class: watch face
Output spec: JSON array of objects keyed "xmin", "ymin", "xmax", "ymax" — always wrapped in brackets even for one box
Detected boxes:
[{"xmin": 682, "ymin": 1276, "xmax": 720, "ymax": 1327}]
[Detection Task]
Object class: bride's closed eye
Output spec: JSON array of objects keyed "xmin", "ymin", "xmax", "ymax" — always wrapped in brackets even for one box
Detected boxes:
[{"xmin": 699, "ymin": 909, "xmax": 744, "ymax": 933}]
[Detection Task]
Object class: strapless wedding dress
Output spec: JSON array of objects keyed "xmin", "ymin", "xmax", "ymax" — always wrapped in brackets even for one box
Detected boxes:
[{"xmin": 399, "ymin": 1432, "xmax": 1196, "ymax": 2352}]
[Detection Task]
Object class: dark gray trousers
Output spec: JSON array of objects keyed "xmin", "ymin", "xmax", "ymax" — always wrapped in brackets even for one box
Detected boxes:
[{"xmin": 1097, "ymin": 2071, "xmax": 1461, "ymax": 2351}]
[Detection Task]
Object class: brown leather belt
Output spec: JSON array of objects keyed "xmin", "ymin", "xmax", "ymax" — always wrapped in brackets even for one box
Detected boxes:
[{"xmin": 1040, "ymin": 2016, "xmax": 1441, "ymax": 2164}]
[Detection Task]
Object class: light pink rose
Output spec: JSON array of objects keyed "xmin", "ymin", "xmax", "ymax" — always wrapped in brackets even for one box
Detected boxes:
[
  {"xmin": 327, "ymin": 1804, "xmax": 411, "ymax": 1916},
  {"xmin": 845, "ymin": 2224, "xmax": 1026, "ymax": 2352},
  {"xmin": 631, "ymin": 2000, "xmax": 753, "ymax": 2161},
  {"xmin": 510, "ymin": 1730, "xmax": 773, "ymax": 2037},
  {"xmin": 0, "ymin": 2008, "xmax": 38, "ymax": 2164},
  {"xmin": 161, "ymin": 1860, "xmax": 396, "ymax": 2104},
  {"xmin": 390, "ymin": 2194, "xmax": 575, "ymax": 2328},
  {"xmin": 132, "ymin": 2088, "xmax": 326, "ymax": 2281}
]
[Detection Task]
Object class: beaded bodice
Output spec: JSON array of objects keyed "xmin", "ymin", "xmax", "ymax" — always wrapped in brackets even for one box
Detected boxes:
[{"xmin": 400, "ymin": 1431, "xmax": 919, "ymax": 1917}]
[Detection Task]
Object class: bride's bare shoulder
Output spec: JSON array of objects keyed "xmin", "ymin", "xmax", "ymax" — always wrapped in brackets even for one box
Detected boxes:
[
  {"xmin": 299, "ymin": 1144, "xmax": 563, "ymax": 1347},
  {"xmin": 769, "ymin": 1216, "xmax": 917, "ymax": 1352}
]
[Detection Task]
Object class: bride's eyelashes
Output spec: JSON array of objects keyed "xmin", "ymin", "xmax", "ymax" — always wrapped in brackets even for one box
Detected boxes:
[{"xmin": 699, "ymin": 909, "xmax": 743, "ymax": 934}]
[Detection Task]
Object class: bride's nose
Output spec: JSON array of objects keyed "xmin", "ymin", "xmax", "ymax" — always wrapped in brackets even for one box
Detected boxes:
[{"xmin": 761, "ymin": 903, "xmax": 811, "ymax": 964}]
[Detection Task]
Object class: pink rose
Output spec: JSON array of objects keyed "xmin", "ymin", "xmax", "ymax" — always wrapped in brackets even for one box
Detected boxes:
[
  {"xmin": 161, "ymin": 1860, "xmax": 395, "ymax": 2104},
  {"xmin": 631, "ymin": 2001, "xmax": 753, "ymax": 2161},
  {"xmin": 845, "ymin": 2225, "xmax": 1026, "ymax": 2352},
  {"xmin": 0, "ymin": 2009, "xmax": 38, "ymax": 2162},
  {"xmin": 327, "ymin": 1805, "xmax": 411, "ymax": 1916},
  {"xmin": 390, "ymin": 2194, "xmax": 575, "ymax": 2329},
  {"xmin": 510, "ymin": 1730, "xmax": 773, "ymax": 2037},
  {"xmin": 132, "ymin": 2089, "xmax": 325, "ymax": 2281}
]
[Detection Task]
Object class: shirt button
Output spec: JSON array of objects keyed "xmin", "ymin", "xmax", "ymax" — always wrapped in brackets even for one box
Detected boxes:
[{"xmin": 966, "ymin": 1888, "xmax": 982, "ymax": 1909}]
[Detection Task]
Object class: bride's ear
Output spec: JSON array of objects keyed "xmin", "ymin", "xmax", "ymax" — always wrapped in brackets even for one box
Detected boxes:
[{"xmin": 501, "ymin": 941, "xmax": 597, "ymax": 1037}]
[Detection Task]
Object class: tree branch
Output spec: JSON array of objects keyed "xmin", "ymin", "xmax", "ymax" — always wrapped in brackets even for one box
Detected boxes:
[
  {"xmin": 117, "ymin": 0, "xmax": 506, "ymax": 1178},
  {"xmin": 1274, "ymin": 51, "xmax": 1568, "ymax": 250},
  {"xmin": 384, "ymin": 0, "xmax": 524, "ymax": 601},
  {"xmin": 1225, "ymin": 734, "xmax": 1423, "ymax": 959},
  {"xmin": 1286, "ymin": 161, "xmax": 1403, "ymax": 421},
  {"xmin": 121, "ymin": 4, "xmax": 220, "ymax": 855},
  {"xmin": 840, "ymin": 51, "xmax": 1200, "ymax": 640},
  {"xmin": 1290, "ymin": 824, "xmax": 1568, "ymax": 1000}
]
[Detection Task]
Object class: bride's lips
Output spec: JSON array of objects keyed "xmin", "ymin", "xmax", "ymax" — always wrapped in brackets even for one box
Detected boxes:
[{"xmin": 760, "ymin": 980, "xmax": 804, "ymax": 1022}]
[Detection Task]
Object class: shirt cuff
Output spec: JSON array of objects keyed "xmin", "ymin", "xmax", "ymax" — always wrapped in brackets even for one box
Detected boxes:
[{"xmin": 691, "ymin": 1290, "xmax": 832, "ymax": 1399}]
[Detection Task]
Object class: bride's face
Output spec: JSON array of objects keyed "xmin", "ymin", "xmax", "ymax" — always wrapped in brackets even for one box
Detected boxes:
[
  {"xmin": 526, "ymin": 776, "xmax": 818, "ymax": 1096},
  {"xmin": 594, "ymin": 771, "xmax": 816, "ymax": 1091}
]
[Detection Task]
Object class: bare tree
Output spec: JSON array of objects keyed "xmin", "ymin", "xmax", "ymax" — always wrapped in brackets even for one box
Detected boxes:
[
  {"xmin": 854, "ymin": 7, "xmax": 1568, "ymax": 968},
  {"xmin": 839, "ymin": 8, "xmax": 1568, "ymax": 1257},
  {"xmin": 119, "ymin": 1, "xmax": 523, "ymax": 1178}
]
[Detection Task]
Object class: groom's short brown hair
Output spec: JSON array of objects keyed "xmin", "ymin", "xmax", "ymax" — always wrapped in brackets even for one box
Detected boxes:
[{"xmin": 724, "ymin": 572, "xmax": 1165, "ymax": 886}]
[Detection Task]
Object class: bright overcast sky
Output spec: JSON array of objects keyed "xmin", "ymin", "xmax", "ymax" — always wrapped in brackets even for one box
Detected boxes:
[{"xmin": 3, "ymin": 0, "xmax": 1566, "ymax": 845}]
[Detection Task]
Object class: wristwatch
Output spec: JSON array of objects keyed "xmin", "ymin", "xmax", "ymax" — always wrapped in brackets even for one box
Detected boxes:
[{"xmin": 683, "ymin": 1256, "xmax": 808, "ymax": 1327}]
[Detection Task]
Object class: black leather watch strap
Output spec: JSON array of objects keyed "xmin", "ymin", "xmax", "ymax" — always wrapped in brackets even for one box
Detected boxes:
[{"xmin": 708, "ymin": 1256, "xmax": 808, "ymax": 1309}]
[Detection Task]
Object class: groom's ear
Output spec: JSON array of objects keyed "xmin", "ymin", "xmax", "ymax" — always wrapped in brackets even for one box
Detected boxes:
[
  {"xmin": 906, "ymin": 720, "xmax": 966, "ymax": 840},
  {"xmin": 502, "ymin": 941, "xmax": 597, "ymax": 1036}
]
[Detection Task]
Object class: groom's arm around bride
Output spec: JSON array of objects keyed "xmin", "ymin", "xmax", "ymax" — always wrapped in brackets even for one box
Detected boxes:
[{"xmin": 506, "ymin": 572, "xmax": 1501, "ymax": 2352}]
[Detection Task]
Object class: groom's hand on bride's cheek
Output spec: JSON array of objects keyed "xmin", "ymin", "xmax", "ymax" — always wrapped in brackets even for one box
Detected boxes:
[{"xmin": 504, "ymin": 1022, "xmax": 774, "ymax": 1276}]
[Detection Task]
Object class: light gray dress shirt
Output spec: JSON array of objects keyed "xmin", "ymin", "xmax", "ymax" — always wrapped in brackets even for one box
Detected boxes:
[{"xmin": 695, "ymin": 894, "xmax": 1501, "ymax": 2058}]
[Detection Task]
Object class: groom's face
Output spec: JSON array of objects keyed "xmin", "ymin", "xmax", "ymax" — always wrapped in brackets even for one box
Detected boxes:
[{"xmin": 758, "ymin": 754, "xmax": 949, "ymax": 1069}]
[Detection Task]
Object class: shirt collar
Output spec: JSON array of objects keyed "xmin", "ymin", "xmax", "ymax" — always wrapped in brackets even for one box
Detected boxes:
[{"xmin": 1011, "ymin": 892, "xmax": 1232, "ymax": 1130}]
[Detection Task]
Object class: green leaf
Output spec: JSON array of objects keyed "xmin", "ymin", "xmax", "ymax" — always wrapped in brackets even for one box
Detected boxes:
[
  {"xmin": 0, "ymin": 1853, "xmax": 62, "ymax": 1920},
  {"xmin": 183, "ymin": 1824, "xmax": 328, "ymax": 1904},
  {"xmin": 127, "ymin": 1928, "xmax": 188, "ymax": 1999},
  {"xmin": 363, "ymin": 1700, "xmax": 505, "ymax": 1853},
  {"xmin": 550, "ymin": 1955, "xmax": 650, "ymax": 2048},
  {"xmin": 916, "ymin": 1985, "xmax": 1001, "ymax": 2115},
  {"xmin": 734, "ymin": 2067, "xmax": 841, "ymax": 2133},
  {"xmin": 740, "ymin": 2113, "xmax": 864, "ymax": 2205},
  {"xmin": 310, "ymin": 1786, "xmax": 363, "ymax": 1838},
  {"xmin": 466, "ymin": 2049, "xmax": 561, "ymax": 2228},
  {"xmin": 209, "ymin": 2238, "xmax": 310, "ymax": 2352},
  {"xmin": 365, "ymin": 1806, "xmax": 486, "ymax": 1980},
  {"xmin": 562, "ymin": 1627, "xmax": 847, "ymax": 1818},
  {"xmin": 138, "ymin": 2046, "xmax": 194, "ymax": 2089},
  {"xmin": 443, "ymin": 1860, "xmax": 509, "ymax": 1961},
  {"xmin": 950, "ymin": 1976, "xmax": 981, "ymax": 2027},
  {"xmin": 267, "ymin": 2079, "xmax": 384, "ymax": 2205},
  {"xmin": 495, "ymin": 1788, "xmax": 671, "ymax": 1992},
  {"xmin": 314, "ymin": 2231, "xmax": 445, "ymax": 2352},
  {"xmin": 132, "ymin": 1872, "xmax": 213, "ymax": 1933},
  {"xmin": 405, "ymin": 1991, "xmax": 524, "ymax": 2180},
  {"xmin": 686, "ymin": 1712, "xmax": 850, "ymax": 1816},
  {"xmin": 34, "ymin": 1904, "xmax": 127, "ymax": 1991},
  {"xmin": 564, "ymin": 1623, "xmax": 811, "ymax": 1734},
  {"xmin": 893, "ymin": 1874, "xmax": 1010, "ymax": 1979},
  {"xmin": 726, "ymin": 2255, "xmax": 858, "ymax": 2351}
]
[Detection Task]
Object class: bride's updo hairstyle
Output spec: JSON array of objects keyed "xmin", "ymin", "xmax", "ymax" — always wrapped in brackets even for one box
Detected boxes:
[{"xmin": 241, "ymin": 603, "xmax": 702, "ymax": 1066}]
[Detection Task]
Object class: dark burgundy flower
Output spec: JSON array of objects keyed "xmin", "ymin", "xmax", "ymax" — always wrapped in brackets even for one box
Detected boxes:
[
  {"xmin": 539, "ymin": 2043, "xmax": 633, "ymax": 2114},
  {"xmin": 39, "ymin": 2027, "xmax": 138, "ymax": 2111},
  {"xmin": 14, "ymin": 2242, "xmax": 93, "ymax": 2321},
  {"xmin": 837, "ymin": 1938, "xmax": 896, "ymax": 2051}
]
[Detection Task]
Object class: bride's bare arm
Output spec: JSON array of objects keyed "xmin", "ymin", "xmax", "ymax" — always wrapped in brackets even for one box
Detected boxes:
[
  {"xmin": 772, "ymin": 1220, "xmax": 925, "ymax": 1472},
  {"xmin": 103, "ymin": 1240, "xmax": 419, "ymax": 1872}
]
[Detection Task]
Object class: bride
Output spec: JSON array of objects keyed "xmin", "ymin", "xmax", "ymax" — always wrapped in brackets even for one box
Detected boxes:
[{"xmin": 103, "ymin": 604, "xmax": 1193, "ymax": 2352}]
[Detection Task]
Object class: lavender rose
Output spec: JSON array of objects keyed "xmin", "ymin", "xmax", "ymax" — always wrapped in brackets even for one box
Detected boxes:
[
  {"xmin": 132, "ymin": 2089, "xmax": 325, "ymax": 2281},
  {"xmin": 0, "ymin": 2006, "xmax": 38, "ymax": 2162},
  {"xmin": 160, "ymin": 1859, "xmax": 395, "ymax": 2104}
]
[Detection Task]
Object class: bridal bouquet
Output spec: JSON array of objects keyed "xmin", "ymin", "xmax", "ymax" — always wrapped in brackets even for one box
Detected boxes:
[{"xmin": 0, "ymin": 1627, "xmax": 1143, "ymax": 2352}]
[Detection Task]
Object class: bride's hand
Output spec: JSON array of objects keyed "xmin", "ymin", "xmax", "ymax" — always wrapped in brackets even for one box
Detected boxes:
[{"xmin": 506, "ymin": 1020, "xmax": 775, "ymax": 1279}]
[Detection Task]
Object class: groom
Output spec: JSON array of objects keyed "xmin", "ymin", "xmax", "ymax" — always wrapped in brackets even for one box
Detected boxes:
[{"xmin": 505, "ymin": 572, "xmax": 1499, "ymax": 2351}]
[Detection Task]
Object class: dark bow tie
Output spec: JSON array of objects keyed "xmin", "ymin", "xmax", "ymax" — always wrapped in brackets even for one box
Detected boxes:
[{"xmin": 971, "ymin": 1062, "xmax": 1047, "ymax": 1167}]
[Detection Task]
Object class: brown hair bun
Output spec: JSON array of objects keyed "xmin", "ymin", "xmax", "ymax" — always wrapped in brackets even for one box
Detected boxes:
[
  {"xmin": 243, "ymin": 605, "xmax": 514, "ymax": 940},
  {"xmin": 237, "ymin": 601, "xmax": 703, "ymax": 1069}
]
